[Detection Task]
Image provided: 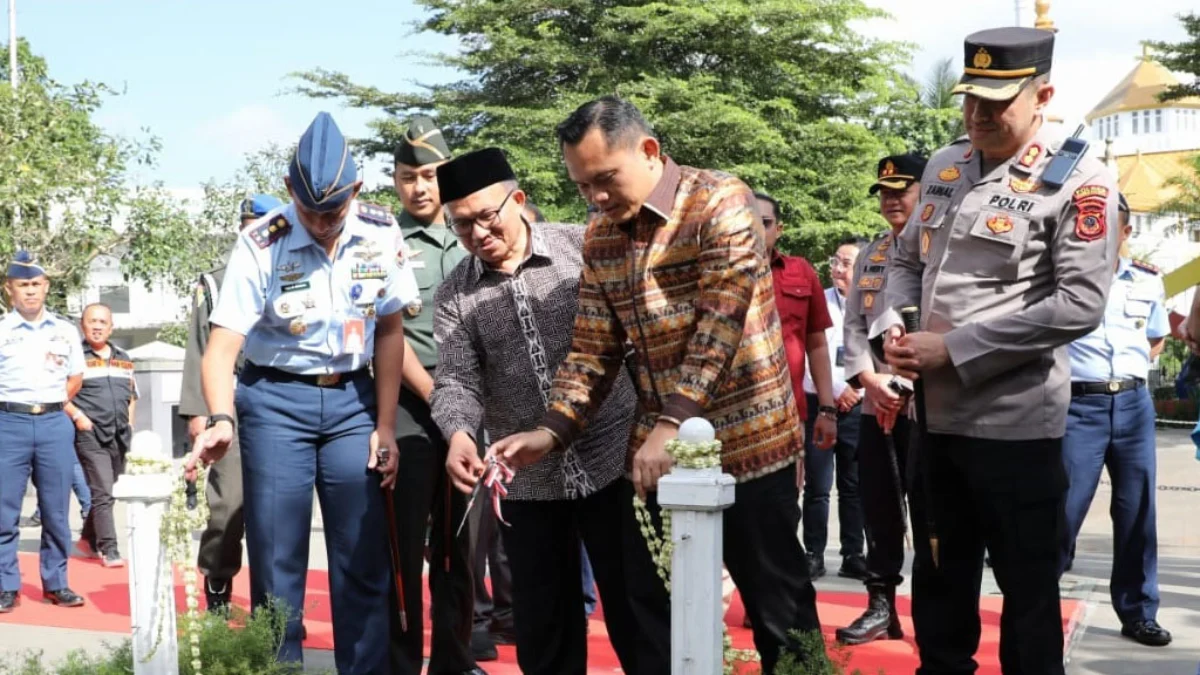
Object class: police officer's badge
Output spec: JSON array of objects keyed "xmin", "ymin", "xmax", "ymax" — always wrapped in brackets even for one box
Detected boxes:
[
  {"xmin": 289, "ymin": 318, "xmax": 307, "ymax": 336},
  {"xmin": 405, "ymin": 299, "xmax": 422, "ymax": 318}
]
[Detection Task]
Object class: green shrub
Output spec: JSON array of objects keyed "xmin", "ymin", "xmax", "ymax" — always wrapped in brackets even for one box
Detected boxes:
[
  {"xmin": 771, "ymin": 629, "xmax": 886, "ymax": 675},
  {"xmin": 0, "ymin": 601, "xmax": 328, "ymax": 675}
]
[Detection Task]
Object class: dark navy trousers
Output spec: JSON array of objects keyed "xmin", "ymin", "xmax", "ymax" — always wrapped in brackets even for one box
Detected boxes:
[
  {"xmin": 1059, "ymin": 387, "xmax": 1160, "ymax": 624},
  {"xmin": 0, "ymin": 410, "xmax": 75, "ymax": 593},
  {"xmin": 237, "ymin": 366, "xmax": 391, "ymax": 674}
]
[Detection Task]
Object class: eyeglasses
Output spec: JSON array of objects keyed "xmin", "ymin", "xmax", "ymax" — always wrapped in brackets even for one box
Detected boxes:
[
  {"xmin": 828, "ymin": 257, "xmax": 855, "ymax": 270},
  {"xmin": 449, "ymin": 190, "xmax": 515, "ymax": 235}
]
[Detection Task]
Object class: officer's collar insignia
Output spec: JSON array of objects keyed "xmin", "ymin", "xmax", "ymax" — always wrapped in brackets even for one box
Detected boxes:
[
  {"xmin": 357, "ymin": 202, "xmax": 394, "ymax": 227},
  {"xmin": 937, "ymin": 166, "xmax": 961, "ymax": 182},
  {"xmin": 1009, "ymin": 176, "xmax": 1039, "ymax": 193},
  {"xmin": 986, "ymin": 214, "xmax": 1014, "ymax": 235},
  {"xmin": 973, "ymin": 47, "xmax": 993, "ymax": 70},
  {"xmin": 251, "ymin": 216, "xmax": 291, "ymax": 249},
  {"xmin": 1018, "ymin": 143, "xmax": 1043, "ymax": 169}
]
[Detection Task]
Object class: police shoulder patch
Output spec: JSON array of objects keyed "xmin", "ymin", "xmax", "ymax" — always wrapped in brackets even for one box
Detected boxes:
[
  {"xmin": 357, "ymin": 202, "xmax": 395, "ymax": 227},
  {"xmin": 1072, "ymin": 184, "xmax": 1109, "ymax": 243},
  {"xmin": 1131, "ymin": 259, "xmax": 1160, "ymax": 275},
  {"xmin": 249, "ymin": 216, "xmax": 290, "ymax": 249}
]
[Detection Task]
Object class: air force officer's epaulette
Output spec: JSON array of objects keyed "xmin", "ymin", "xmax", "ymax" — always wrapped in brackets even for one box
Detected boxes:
[
  {"xmin": 250, "ymin": 215, "xmax": 291, "ymax": 249},
  {"xmin": 357, "ymin": 202, "xmax": 395, "ymax": 227},
  {"xmin": 1131, "ymin": 259, "xmax": 1160, "ymax": 275}
]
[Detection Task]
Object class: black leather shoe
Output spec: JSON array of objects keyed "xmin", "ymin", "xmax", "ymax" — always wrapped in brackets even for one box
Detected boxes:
[
  {"xmin": 205, "ymin": 577, "xmax": 232, "ymax": 614},
  {"xmin": 43, "ymin": 588, "xmax": 85, "ymax": 607},
  {"xmin": 806, "ymin": 552, "xmax": 826, "ymax": 579},
  {"xmin": 471, "ymin": 629, "xmax": 498, "ymax": 661},
  {"xmin": 0, "ymin": 591, "xmax": 18, "ymax": 613},
  {"xmin": 462, "ymin": 668, "xmax": 490, "ymax": 675},
  {"xmin": 835, "ymin": 585, "xmax": 903, "ymax": 645},
  {"xmin": 838, "ymin": 554, "xmax": 869, "ymax": 580},
  {"xmin": 1122, "ymin": 619, "xmax": 1172, "ymax": 647}
]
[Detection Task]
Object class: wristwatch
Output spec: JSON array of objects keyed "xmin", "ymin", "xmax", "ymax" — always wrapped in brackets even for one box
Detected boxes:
[
  {"xmin": 205, "ymin": 413, "xmax": 236, "ymax": 433},
  {"xmin": 817, "ymin": 405, "xmax": 838, "ymax": 419}
]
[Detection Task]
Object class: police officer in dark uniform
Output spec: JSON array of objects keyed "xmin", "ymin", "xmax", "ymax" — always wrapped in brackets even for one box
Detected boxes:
[
  {"xmin": 838, "ymin": 152, "xmax": 925, "ymax": 645},
  {"xmin": 180, "ymin": 193, "xmax": 281, "ymax": 612},
  {"xmin": 387, "ymin": 116, "xmax": 485, "ymax": 675},
  {"xmin": 187, "ymin": 112, "xmax": 418, "ymax": 674},
  {"xmin": 882, "ymin": 28, "xmax": 1119, "ymax": 674}
]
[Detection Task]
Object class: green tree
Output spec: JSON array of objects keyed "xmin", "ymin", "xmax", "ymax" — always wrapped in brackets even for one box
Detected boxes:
[
  {"xmin": 1151, "ymin": 13, "xmax": 1200, "ymax": 103},
  {"xmin": 869, "ymin": 57, "xmax": 963, "ymax": 159},
  {"xmin": 0, "ymin": 40, "xmax": 216, "ymax": 310},
  {"xmin": 293, "ymin": 0, "xmax": 916, "ymax": 263}
]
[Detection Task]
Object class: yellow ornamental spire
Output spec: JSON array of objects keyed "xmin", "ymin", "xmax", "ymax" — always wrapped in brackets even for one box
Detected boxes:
[{"xmin": 1035, "ymin": 0, "xmax": 1056, "ymax": 32}]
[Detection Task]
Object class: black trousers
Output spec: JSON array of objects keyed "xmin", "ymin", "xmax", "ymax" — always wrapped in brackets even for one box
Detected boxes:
[
  {"xmin": 388, "ymin": 390, "xmax": 475, "ymax": 675},
  {"xmin": 76, "ymin": 430, "xmax": 125, "ymax": 557},
  {"xmin": 502, "ymin": 478, "xmax": 670, "ymax": 675},
  {"xmin": 858, "ymin": 414, "xmax": 911, "ymax": 587},
  {"xmin": 801, "ymin": 394, "xmax": 865, "ymax": 558},
  {"xmin": 910, "ymin": 433, "xmax": 1066, "ymax": 675},
  {"xmin": 725, "ymin": 465, "xmax": 822, "ymax": 674}
]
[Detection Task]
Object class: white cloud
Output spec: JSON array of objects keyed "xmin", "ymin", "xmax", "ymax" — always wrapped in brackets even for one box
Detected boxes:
[
  {"xmin": 195, "ymin": 103, "xmax": 293, "ymax": 157},
  {"xmin": 859, "ymin": 0, "xmax": 1195, "ymax": 126}
]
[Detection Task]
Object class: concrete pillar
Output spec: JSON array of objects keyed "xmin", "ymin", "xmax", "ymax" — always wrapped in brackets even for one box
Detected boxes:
[
  {"xmin": 112, "ymin": 430, "xmax": 179, "ymax": 675},
  {"xmin": 657, "ymin": 418, "xmax": 736, "ymax": 675}
]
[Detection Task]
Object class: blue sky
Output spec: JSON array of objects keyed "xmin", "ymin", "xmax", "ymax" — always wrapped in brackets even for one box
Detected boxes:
[{"xmin": 10, "ymin": 0, "xmax": 1195, "ymax": 193}]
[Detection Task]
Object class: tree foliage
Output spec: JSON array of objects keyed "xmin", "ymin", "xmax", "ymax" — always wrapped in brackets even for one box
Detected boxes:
[
  {"xmin": 293, "ymin": 0, "xmax": 947, "ymax": 264},
  {"xmin": 1151, "ymin": 12, "xmax": 1200, "ymax": 103},
  {"xmin": 0, "ymin": 40, "xmax": 234, "ymax": 310}
]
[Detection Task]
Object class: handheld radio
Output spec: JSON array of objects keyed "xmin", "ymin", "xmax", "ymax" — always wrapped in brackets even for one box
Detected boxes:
[{"xmin": 1041, "ymin": 124, "xmax": 1089, "ymax": 189}]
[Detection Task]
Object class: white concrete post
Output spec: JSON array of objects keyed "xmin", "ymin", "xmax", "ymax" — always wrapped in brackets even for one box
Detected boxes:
[
  {"xmin": 112, "ymin": 430, "xmax": 180, "ymax": 675},
  {"xmin": 657, "ymin": 418, "xmax": 736, "ymax": 675}
]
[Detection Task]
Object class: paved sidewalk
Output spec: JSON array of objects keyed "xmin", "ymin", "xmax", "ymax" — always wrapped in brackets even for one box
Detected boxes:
[{"xmin": 2, "ymin": 431, "xmax": 1198, "ymax": 674}]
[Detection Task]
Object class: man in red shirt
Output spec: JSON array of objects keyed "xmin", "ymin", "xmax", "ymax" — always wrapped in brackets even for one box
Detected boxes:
[{"xmin": 755, "ymin": 193, "xmax": 837, "ymax": 487}]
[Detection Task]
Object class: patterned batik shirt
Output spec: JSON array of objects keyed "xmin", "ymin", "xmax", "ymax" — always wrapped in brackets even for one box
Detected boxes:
[
  {"xmin": 430, "ymin": 222, "xmax": 637, "ymax": 501},
  {"xmin": 540, "ymin": 158, "xmax": 804, "ymax": 481}
]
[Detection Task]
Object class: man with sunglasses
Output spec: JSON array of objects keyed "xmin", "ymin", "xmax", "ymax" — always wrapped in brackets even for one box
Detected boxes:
[
  {"xmin": 434, "ymin": 147, "xmax": 668, "ymax": 675},
  {"xmin": 838, "ymin": 152, "xmax": 925, "ymax": 646}
]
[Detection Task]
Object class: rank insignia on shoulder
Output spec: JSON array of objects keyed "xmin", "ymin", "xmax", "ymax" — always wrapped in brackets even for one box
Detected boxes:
[
  {"xmin": 938, "ymin": 166, "xmax": 961, "ymax": 182},
  {"xmin": 1018, "ymin": 143, "xmax": 1043, "ymax": 169},
  {"xmin": 1131, "ymin": 259, "xmax": 1160, "ymax": 275},
  {"xmin": 357, "ymin": 202, "xmax": 394, "ymax": 227},
  {"xmin": 250, "ymin": 216, "xmax": 290, "ymax": 249}
]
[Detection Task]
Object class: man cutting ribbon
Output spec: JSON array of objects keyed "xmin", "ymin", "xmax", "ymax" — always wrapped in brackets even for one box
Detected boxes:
[{"xmin": 431, "ymin": 147, "xmax": 670, "ymax": 675}]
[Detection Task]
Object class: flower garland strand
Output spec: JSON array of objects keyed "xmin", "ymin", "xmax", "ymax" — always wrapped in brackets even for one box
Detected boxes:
[
  {"xmin": 126, "ymin": 450, "xmax": 210, "ymax": 675},
  {"xmin": 635, "ymin": 434, "xmax": 759, "ymax": 673}
]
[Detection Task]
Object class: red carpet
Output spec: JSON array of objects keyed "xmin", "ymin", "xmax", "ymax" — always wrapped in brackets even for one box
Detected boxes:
[{"xmin": 1, "ymin": 553, "xmax": 1079, "ymax": 674}]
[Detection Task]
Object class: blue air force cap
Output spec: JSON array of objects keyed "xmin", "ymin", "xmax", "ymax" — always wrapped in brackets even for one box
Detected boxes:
[
  {"xmin": 289, "ymin": 112, "xmax": 359, "ymax": 213},
  {"xmin": 6, "ymin": 250, "xmax": 46, "ymax": 280},
  {"xmin": 239, "ymin": 194, "xmax": 283, "ymax": 219}
]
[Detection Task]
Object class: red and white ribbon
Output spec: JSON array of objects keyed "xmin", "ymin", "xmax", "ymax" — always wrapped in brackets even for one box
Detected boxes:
[{"xmin": 483, "ymin": 459, "xmax": 515, "ymax": 526}]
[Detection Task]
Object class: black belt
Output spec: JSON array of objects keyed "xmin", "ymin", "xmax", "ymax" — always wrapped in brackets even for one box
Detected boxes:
[
  {"xmin": 1071, "ymin": 379, "xmax": 1143, "ymax": 397},
  {"xmin": 0, "ymin": 401, "xmax": 66, "ymax": 415},
  {"xmin": 246, "ymin": 363, "xmax": 369, "ymax": 388}
]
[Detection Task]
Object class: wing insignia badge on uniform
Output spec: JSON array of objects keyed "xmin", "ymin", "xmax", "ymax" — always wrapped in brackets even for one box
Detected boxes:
[{"xmin": 1072, "ymin": 185, "xmax": 1109, "ymax": 242}]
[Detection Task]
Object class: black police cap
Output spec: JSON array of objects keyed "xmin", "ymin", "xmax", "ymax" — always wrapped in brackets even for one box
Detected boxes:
[
  {"xmin": 869, "ymin": 153, "xmax": 928, "ymax": 195},
  {"xmin": 952, "ymin": 27, "xmax": 1054, "ymax": 101}
]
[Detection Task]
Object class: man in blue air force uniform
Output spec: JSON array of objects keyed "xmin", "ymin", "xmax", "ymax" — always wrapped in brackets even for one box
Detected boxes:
[
  {"xmin": 0, "ymin": 251, "xmax": 88, "ymax": 613},
  {"xmin": 1059, "ymin": 193, "xmax": 1172, "ymax": 648},
  {"xmin": 186, "ymin": 111, "xmax": 419, "ymax": 674}
]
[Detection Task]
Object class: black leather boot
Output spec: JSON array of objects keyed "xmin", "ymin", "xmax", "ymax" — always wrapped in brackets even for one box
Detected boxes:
[{"xmin": 835, "ymin": 584, "xmax": 903, "ymax": 645}]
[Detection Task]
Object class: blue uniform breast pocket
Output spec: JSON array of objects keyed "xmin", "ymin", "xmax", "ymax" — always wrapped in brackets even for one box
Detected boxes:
[{"xmin": 1124, "ymin": 299, "xmax": 1152, "ymax": 319}]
